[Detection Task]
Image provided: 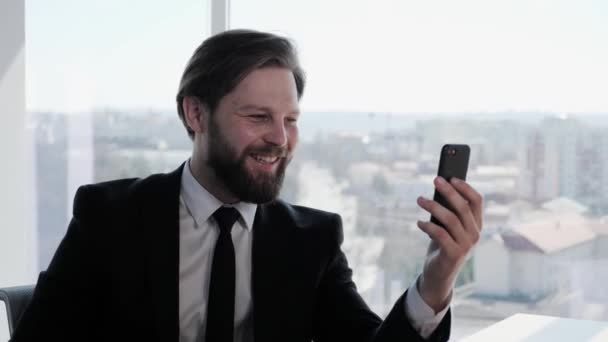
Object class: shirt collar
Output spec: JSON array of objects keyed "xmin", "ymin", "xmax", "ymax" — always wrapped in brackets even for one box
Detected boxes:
[{"xmin": 180, "ymin": 159, "xmax": 257, "ymax": 230}]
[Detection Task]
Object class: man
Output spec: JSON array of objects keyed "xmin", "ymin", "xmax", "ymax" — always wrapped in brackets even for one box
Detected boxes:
[{"xmin": 12, "ymin": 29, "xmax": 482, "ymax": 341}]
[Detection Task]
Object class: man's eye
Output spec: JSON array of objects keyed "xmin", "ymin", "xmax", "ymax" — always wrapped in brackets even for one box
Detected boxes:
[
  {"xmin": 286, "ymin": 117, "xmax": 298, "ymax": 124},
  {"xmin": 249, "ymin": 114, "xmax": 269, "ymax": 121}
]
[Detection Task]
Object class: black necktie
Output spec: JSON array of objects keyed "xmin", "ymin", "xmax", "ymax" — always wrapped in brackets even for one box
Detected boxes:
[{"xmin": 206, "ymin": 206, "xmax": 240, "ymax": 342}]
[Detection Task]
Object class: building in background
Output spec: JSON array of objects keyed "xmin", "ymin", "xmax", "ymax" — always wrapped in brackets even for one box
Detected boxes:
[
  {"xmin": 518, "ymin": 116, "xmax": 608, "ymax": 216},
  {"xmin": 472, "ymin": 198, "xmax": 608, "ymax": 321},
  {"xmin": 33, "ymin": 113, "xmax": 69, "ymax": 270}
]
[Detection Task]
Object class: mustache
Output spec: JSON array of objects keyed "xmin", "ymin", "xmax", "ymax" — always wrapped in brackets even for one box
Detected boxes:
[{"xmin": 247, "ymin": 144, "xmax": 289, "ymax": 158}]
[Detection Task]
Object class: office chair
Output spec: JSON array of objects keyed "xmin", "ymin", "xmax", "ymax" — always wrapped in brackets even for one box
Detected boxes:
[{"xmin": 0, "ymin": 285, "xmax": 35, "ymax": 337}]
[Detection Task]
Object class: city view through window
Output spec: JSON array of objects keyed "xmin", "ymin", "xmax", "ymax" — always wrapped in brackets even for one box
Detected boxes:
[{"xmin": 13, "ymin": 0, "xmax": 608, "ymax": 340}]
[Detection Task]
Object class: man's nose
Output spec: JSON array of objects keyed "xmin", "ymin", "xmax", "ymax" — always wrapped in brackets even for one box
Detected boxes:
[{"xmin": 264, "ymin": 120, "xmax": 288, "ymax": 147}]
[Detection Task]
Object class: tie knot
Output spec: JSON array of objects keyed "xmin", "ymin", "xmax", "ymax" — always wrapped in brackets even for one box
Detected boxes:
[{"xmin": 212, "ymin": 206, "xmax": 240, "ymax": 234}]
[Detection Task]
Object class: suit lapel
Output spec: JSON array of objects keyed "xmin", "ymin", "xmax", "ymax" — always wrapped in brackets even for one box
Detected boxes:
[
  {"xmin": 252, "ymin": 203, "xmax": 268, "ymax": 341},
  {"xmin": 139, "ymin": 163, "xmax": 184, "ymax": 341},
  {"xmin": 252, "ymin": 202, "xmax": 293, "ymax": 341}
]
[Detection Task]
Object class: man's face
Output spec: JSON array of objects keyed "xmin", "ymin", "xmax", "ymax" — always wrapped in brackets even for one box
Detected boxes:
[{"xmin": 203, "ymin": 67, "xmax": 300, "ymax": 203}]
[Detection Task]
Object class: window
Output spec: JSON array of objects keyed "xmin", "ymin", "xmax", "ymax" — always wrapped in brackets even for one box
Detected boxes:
[
  {"xmin": 232, "ymin": 0, "xmax": 608, "ymax": 339},
  {"xmin": 25, "ymin": 0, "xmax": 210, "ymax": 275},
  {"xmin": 3, "ymin": 0, "xmax": 608, "ymax": 339}
]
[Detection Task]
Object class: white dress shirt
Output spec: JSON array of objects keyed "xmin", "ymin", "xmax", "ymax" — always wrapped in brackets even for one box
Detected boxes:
[{"xmin": 178, "ymin": 161, "xmax": 450, "ymax": 342}]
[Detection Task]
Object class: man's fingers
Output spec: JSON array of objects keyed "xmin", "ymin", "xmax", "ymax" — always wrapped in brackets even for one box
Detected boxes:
[
  {"xmin": 417, "ymin": 220, "xmax": 458, "ymax": 253},
  {"xmin": 433, "ymin": 176, "xmax": 478, "ymax": 235},
  {"xmin": 450, "ymin": 178, "xmax": 483, "ymax": 230},
  {"xmin": 417, "ymin": 196, "xmax": 467, "ymax": 244}
]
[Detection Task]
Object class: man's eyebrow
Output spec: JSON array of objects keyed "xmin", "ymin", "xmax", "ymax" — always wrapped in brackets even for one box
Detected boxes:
[
  {"xmin": 237, "ymin": 105, "xmax": 272, "ymax": 112},
  {"xmin": 237, "ymin": 104, "xmax": 300, "ymax": 115}
]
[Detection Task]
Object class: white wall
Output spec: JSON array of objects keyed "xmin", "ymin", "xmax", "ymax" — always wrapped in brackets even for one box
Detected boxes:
[
  {"xmin": 510, "ymin": 241, "xmax": 595, "ymax": 301},
  {"xmin": 550, "ymin": 241, "xmax": 596, "ymax": 294},
  {"xmin": 511, "ymin": 251, "xmax": 544, "ymax": 299},
  {"xmin": 474, "ymin": 236, "xmax": 510, "ymax": 297},
  {"xmin": 594, "ymin": 236, "xmax": 608, "ymax": 259},
  {"xmin": 0, "ymin": 0, "xmax": 35, "ymax": 287}
]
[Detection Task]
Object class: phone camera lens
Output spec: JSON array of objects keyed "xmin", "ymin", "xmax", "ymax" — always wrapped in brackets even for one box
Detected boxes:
[{"xmin": 448, "ymin": 148, "xmax": 457, "ymax": 156}]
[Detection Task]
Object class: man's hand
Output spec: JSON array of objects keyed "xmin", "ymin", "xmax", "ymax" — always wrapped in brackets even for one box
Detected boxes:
[{"xmin": 415, "ymin": 176, "xmax": 483, "ymax": 312}]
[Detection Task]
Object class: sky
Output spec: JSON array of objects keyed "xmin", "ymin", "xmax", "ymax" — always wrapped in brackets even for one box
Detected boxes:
[{"xmin": 26, "ymin": 0, "xmax": 608, "ymax": 114}]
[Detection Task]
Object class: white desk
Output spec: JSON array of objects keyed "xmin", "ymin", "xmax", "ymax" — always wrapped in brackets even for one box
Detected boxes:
[{"xmin": 460, "ymin": 313, "xmax": 608, "ymax": 342}]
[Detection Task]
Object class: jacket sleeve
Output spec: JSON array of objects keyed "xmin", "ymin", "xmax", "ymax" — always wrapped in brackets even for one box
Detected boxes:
[
  {"xmin": 312, "ymin": 214, "xmax": 451, "ymax": 342},
  {"xmin": 11, "ymin": 186, "xmax": 107, "ymax": 342}
]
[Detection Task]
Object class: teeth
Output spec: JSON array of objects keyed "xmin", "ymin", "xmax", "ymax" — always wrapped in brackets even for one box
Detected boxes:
[{"xmin": 252, "ymin": 154, "xmax": 279, "ymax": 164}]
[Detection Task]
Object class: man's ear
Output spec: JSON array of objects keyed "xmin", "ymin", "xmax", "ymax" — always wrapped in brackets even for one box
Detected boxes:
[{"xmin": 182, "ymin": 96, "xmax": 209, "ymax": 135}]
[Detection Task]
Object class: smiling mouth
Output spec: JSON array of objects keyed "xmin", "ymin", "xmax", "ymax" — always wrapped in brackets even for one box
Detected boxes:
[{"xmin": 250, "ymin": 154, "xmax": 280, "ymax": 164}]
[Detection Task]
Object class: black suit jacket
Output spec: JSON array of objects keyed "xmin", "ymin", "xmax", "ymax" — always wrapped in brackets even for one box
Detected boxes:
[{"xmin": 12, "ymin": 164, "xmax": 450, "ymax": 341}]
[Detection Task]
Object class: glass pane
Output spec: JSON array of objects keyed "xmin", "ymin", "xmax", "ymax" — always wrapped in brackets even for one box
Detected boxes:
[
  {"xmin": 231, "ymin": 0, "xmax": 608, "ymax": 338},
  {"xmin": 26, "ymin": 0, "xmax": 209, "ymax": 272}
]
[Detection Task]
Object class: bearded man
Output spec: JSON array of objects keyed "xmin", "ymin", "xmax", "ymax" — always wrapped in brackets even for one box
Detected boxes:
[{"xmin": 12, "ymin": 29, "xmax": 483, "ymax": 342}]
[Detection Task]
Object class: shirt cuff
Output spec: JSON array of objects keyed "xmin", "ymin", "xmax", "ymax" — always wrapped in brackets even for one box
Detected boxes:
[{"xmin": 403, "ymin": 275, "xmax": 451, "ymax": 339}]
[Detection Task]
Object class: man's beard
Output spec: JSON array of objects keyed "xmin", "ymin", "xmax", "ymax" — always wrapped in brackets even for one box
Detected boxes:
[{"xmin": 206, "ymin": 120, "xmax": 290, "ymax": 204}]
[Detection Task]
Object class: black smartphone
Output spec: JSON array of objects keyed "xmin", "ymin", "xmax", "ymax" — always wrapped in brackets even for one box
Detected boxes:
[{"xmin": 430, "ymin": 144, "xmax": 470, "ymax": 228}]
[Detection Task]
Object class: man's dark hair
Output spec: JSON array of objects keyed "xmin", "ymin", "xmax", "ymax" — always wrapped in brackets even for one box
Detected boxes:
[{"xmin": 176, "ymin": 29, "xmax": 306, "ymax": 140}]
